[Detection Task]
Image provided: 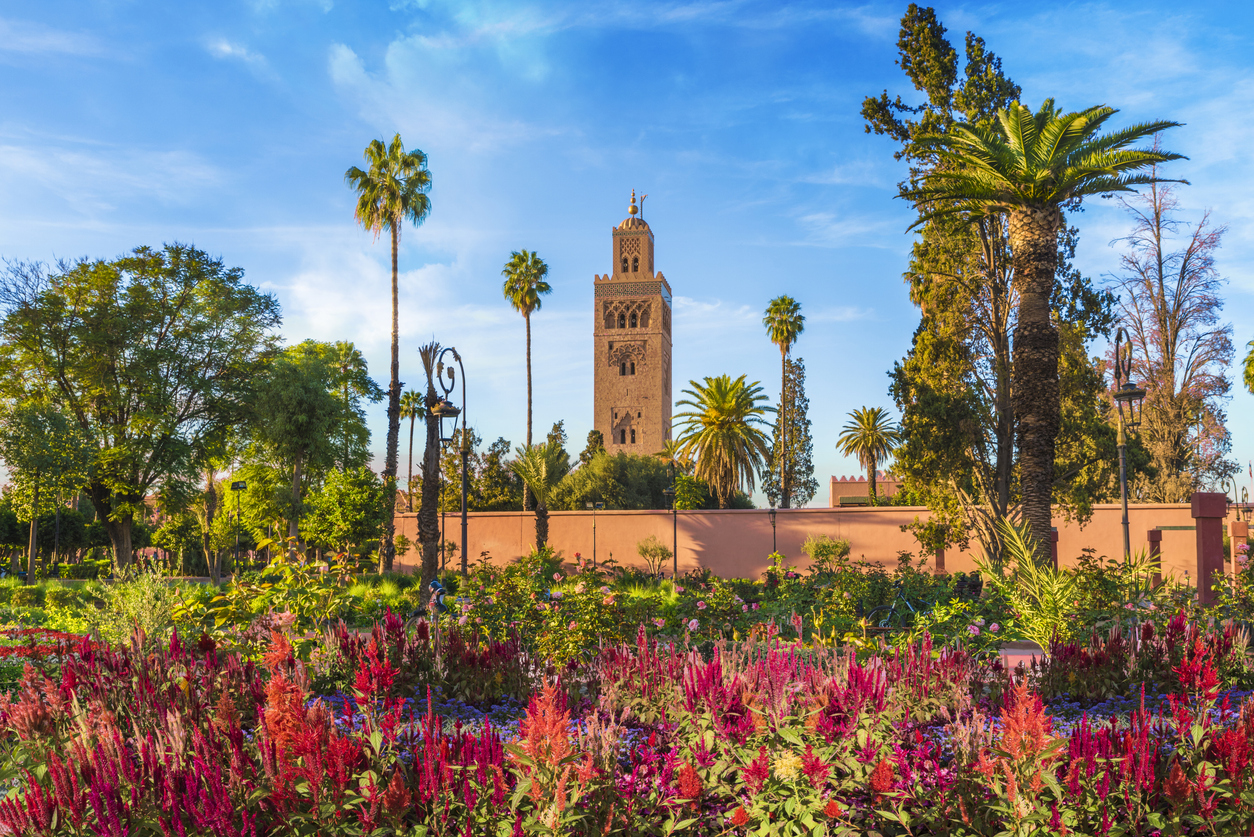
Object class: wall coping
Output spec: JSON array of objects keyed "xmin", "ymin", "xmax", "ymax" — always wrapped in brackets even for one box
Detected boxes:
[{"xmin": 397, "ymin": 502, "xmax": 1194, "ymax": 518}]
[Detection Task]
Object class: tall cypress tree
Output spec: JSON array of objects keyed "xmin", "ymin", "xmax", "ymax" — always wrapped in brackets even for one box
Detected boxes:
[{"xmin": 762, "ymin": 358, "xmax": 817, "ymax": 508}]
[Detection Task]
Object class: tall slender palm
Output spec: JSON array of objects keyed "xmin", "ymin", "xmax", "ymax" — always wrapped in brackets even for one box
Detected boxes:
[
  {"xmin": 836, "ymin": 407, "xmax": 901, "ymax": 501},
  {"xmin": 911, "ymin": 100, "xmax": 1182, "ymax": 555},
  {"xmin": 501, "ymin": 250, "xmax": 552, "ymax": 448},
  {"xmin": 510, "ymin": 441, "xmax": 571, "ymax": 551},
  {"xmin": 333, "ymin": 341, "xmax": 371, "ymax": 470},
  {"xmin": 345, "ymin": 134, "xmax": 432, "ymax": 568},
  {"xmin": 674, "ymin": 375, "xmax": 772, "ymax": 508},
  {"xmin": 399, "ymin": 389, "xmax": 422, "ymax": 512},
  {"xmin": 762, "ymin": 296, "xmax": 805, "ymax": 508}
]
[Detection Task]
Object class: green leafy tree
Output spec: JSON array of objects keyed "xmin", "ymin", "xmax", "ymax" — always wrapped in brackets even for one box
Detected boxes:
[
  {"xmin": 330, "ymin": 341, "xmax": 384, "ymax": 471},
  {"xmin": 0, "ymin": 402, "xmax": 91, "ymax": 580},
  {"xmin": 501, "ymin": 250, "xmax": 552, "ymax": 449},
  {"xmin": 0, "ymin": 246, "xmax": 279, "ymax": 569},
  {"xmin": 908, "ymin": 99, "xmax": 1183, "ymax": 554},
  {"xmin": 251, "ymin": 348, "xmax": 341, "ymax": 550},
  {"xmin": 400, "ymin": 389, "xmax": 423, "ymax": 511},
  {"xmin": 476, "ymin": 437, "xmax": 523, "ymax": 511},
  {"xmin": 345, "ymin": 134, "xmax": 432, "ymax": 570},
  {"xmin": 761, "ymin": 358, "xmax": 818, "ymax": 508},
  {"xmin": 675, "ymin": 375, "xmax": 772, "ymax": 508},
  {"xmin": 303, "ymin": 466, "xmax": 387, "ymax": 557},
  {"xmin": 549, "ymin": 451, "xmax": 671, "ymax": 510},
  {"xmin": 579, "ymin": 430, "xmax": 606, "ymax": 467},
  {"xmin": 152, "ymin": 512, "xmax": 200, "ymax": 576},
  {"xmin": 762, "ymin": 296, "xmax": 805, "ymax": 508},
  {"xmin": 510, "ymin": 440, "xmax": 571, "ymax": 551},
  {"xmin": 438, "ymin": 426, "xmax": 481, "ymax": 513},
  {"xmin": 836, "ymin": 407, "xmax": 901, "ymax": 500}
]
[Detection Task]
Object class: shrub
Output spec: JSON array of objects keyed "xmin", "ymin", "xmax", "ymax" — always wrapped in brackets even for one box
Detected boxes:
[
  {"xmin": 635, "ymin": 534, "xmax": 672, "ymax": 576},
  {"xmin": 88, "ymin": 571, "xmax": 185, "ymax": 649},
  {"xmin": 8, "ymin": 587, "xmax": 43, "ymax": 608},
  {"xmin": 802, "ymin": 533, "xmax": 851, "ymax": 568},
  {"xmin": 43, "ymin": 587, "xmax": 79, "ymax": 610}
]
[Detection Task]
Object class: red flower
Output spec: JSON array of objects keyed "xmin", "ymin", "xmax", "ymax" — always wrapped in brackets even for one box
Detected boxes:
[
  {"xmin": 869, "ymin": 758, "xmax": 895, "ymax": 796},
  {"xmin": 730, "ymin": 806, "xmax": 749, "ymax": 826},
  {"xmin": 743, "ymin": 747, "xmax": 771, "ymax": 795},
  {"xmin": 677, "ymin": 762, "xmax": 702, "ymax": 802},
  {"xmin": 823, "ymin": 799, "xmax": 844, "ymax": 818},
  {"xmin": 800, "ymin": 745, "xmax": 831, "ymax": 788}
]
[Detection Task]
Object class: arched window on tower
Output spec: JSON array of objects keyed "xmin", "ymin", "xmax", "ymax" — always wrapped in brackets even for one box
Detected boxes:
[
  {"xmin": 621, "ymin": 257, "xmax": 628, "ymax": 273},
  {"xmin": 620, "ymin": 362, "xmax": 627, "ymax": 376},
  {"xmin": 632, "ymin": 256, "xmax": 639, "ymax": 272},
  {"xmin": 630, "ymin": 429, "xmax": 636, "ymax": 444},
  {"xmin": 620, "ymin": 429, "xmax": 627, "ymax": 444},
  {"xmin": 629, "ymin": 312, "xmax": 637, "ymax": 328},
  {"xmin": 630, "ymin": 361, "xmax": 636, "ymax": 375},
  {"xmin": 618, "ymin": 312, "xmax": 626, "ymax": 329}
]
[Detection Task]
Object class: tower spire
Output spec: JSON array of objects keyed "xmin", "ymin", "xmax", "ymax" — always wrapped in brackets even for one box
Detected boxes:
[{"xmin": 629, "ymin": 189, "xmax": 638, "ymax": 216}]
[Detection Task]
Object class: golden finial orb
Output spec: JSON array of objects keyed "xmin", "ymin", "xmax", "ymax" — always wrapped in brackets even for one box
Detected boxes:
[{"xmin": 629, "ymin": 189, "xmax": 638, "ymax": 216}]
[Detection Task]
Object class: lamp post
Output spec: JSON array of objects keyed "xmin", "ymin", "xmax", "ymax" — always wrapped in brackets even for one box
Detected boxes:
[
  {"xmin": 585, "ymin": 501, "xmax": 604, "ymax": 565},
  {"xmin": 433, "ymin": 347, "xmax": 469, "ymax": 575},
  {"xmin": 768, "ymin": 506, "xmax": 777, "ymax": 554},
  {"xmin": 1112, "ymin": 328, "xmax": 1146, "ymax": 561}
]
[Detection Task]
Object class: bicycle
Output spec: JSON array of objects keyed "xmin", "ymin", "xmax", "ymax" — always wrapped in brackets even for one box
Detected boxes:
[{"xmin": 865, "ymin": 580, "xmax": 925, "ymax": 630}]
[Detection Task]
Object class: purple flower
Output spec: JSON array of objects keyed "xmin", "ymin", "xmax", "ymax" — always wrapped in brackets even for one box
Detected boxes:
[{"xmin": 696, "ymin": 601, "xmax": 707, "ymax": 610}]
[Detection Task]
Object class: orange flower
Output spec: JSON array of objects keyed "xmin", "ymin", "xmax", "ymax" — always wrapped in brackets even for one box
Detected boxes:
[
  {"xmin": 677, "ymin": 762, "xmax": 702, "ymax": 802},
  {"xmin": 823, "ymin": 799, "xmax": 843, "ymax": 818},
  {"xmin": 1164, "ymin": 761, "xmax": 1191, "ymax": 807},
  {"xmin": 263, "ymin": 630, "xmax": 294, "ymax": 672},
  {"xmin": 869, "ymin": 758, "xmax": 895, "ymax": 796},
  {"xmin": 730, "ymin": 806, "xmax": 749, "ymax": 826}
]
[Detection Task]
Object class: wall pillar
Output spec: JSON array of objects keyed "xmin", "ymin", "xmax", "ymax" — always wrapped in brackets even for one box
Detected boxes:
[
  {"xmin": 1231, "ymin": 520, "xmax": 1249, "ymax": 582},
  {"xmin": 1192, "ymin": 492, "xmax": 1227, "ymax": 605},
  {"xmin": 934, "ymin": 544, "xmax": 946, "ymax": 576},
  {"xmin": 1148, "ymin": 528, "xmax": 1162, "ymax": 587}
]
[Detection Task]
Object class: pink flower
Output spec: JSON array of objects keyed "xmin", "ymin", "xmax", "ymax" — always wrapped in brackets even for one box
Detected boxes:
[
  {"xmin": 653, "ymin": 618, "xmax": 665, "ymax": 628},
  {"xmin": 752, "ymin": 602, "xmax": 760, "ymax": 611},
  {"xmin": 568, "ymin": 621, "xmax": 577, "ymax": 630},
  {"xmin": 697, "ymin": 601, "xmax": 707, "ymax": 610},
  {"xmin": 553, "ymin": 573, "xmax": 563, "ymax": 581},
  {"xmin": 967, "ymin": 625, "xmax": 980, "ymax": 636},
  {"xmin": 742, "ymin": 605, "xmax": 749, "ymax": 613},
  {"xmin": 600, "ymin": 586, "xmax": 611, "ymax": 594},
  {"xmin": 459, "ymin": 615, "xmax": 469, "ymax": 626},
  {"xmin": 989, "ymin": 623, "xmax": 1000, "ymax": 633},
  {"xmin": 687, "ymin": 619, "xmax": 699, "ymax": 632}
]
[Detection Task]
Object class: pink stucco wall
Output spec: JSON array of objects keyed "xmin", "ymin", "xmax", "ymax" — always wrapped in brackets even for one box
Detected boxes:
[{"xmin": 393, "ymin": 503, "xmax": 1211, "ymax": 581}]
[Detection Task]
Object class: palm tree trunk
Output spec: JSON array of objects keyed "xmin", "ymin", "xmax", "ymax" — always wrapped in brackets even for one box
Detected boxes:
[
  {"xmin": 382, "ymin": 223, "xmax": 402, "ymax": 572},
  {"xmin": 1009, "ymin": 206, "xmax": 1063, "ymax": 560},
  {"xmin": 868, "ymin": 462, "xmax": 877, "ymax": 501},
  {"xmin": 418, "ymin": 400, "xmax": 441, "ymax": 589},
  {"xmin": 407, "ymin": 415, "xmax": 416, "ymax": 513},
  {"xmin": 780, "ymin": 349, "xmax": 790, "ymax": 509},
  {"xmin": 522, "ymin": 311, "xmax": 535, "ymax": 513},
  {"xmin": 534, "ymin": 503, "xmax": 548, "ymax": 551}
]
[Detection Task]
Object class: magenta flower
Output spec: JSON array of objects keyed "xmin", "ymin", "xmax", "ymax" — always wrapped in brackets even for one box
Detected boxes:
[
  {"xmin": 967, "ymin": 625, "xmax": 980, "ymax": 636},
  {"xmin": 989, "ymin": 623, "xmax": 1000, "ymax": 633},
  {"xmin": 687, "ymin": 618, "xmax": 699, "ymax": 631},
  {"xmin": 696, "ymin": 601, "xmax": 707, "ymax": 610}
]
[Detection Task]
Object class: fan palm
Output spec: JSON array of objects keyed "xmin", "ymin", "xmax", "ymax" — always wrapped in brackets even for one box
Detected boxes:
[
  {"xmin": 510, "ymin": 440, "xmax": 571, "ymax": 551},
  {"xmin": 836, "ymin": 407, "xmax": 901, "ymax": 500},
  {"xmin": 763, "ymin": 296, "xmax": 805, "ymax": 508},
  {"xmin": 501, "ymin": 250, "xmax": 552, "ymax": 448},
  {"xmin": 399, "ymin": 389, "xmax": 422, "ymax": 512},
  {"xmin": 654, "ymin": 438, "xmax": 693, "ymax": 475},
  {"xmin": 910, "ymin": 99, "xmax": 1182, "ymax": 555},
  {"xmin": 674, "ymin": 375, "xmax": 772, "ymax": 508},
  {"xmin": 345, "ymin": 134, "xmax": 432, "ymax": 568}
]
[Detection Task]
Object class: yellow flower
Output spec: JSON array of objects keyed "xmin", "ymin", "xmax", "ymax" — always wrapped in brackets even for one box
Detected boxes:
[{"xmin": 774, "ymin": 752, "xmax": 802, "ymax": 781}]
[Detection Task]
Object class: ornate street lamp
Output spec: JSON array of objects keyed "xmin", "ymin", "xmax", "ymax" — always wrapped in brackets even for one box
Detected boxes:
[
  {"xmin": 1113, "ymin": 328, "xmax": 1146, "ymax": 560},
  {"xmin": 768, "ymin": 506, "xmax": 777, "ymax": 554},
  {"xmin": 432, "ymin": 347, "xmax": 469, "ymax": 575}
]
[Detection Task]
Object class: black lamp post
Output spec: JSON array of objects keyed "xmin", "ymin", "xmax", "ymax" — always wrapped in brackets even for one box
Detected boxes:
[
  {"xmin": 662, "ymin": 460, "xmax": 677, "ymax": 577},
  {"xmin": 1113, "ymin": 328, "xmax": 1146, "ymax": 560},
  {"xmin": 585, "ymin": 501, "xmax": 604, "ymax": 566},
  {"xmin": 768, "ymin": 506, "xmax": 777, "ymax": 554},
  {"xmin": 433, "ymin": 347, "xmax": 469, "ymax": 575}
]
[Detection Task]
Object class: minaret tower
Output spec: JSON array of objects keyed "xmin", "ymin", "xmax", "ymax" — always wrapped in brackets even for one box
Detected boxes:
[{"xmin": 593, "ymin": 190, "xmax": 673, "ymax": 454}]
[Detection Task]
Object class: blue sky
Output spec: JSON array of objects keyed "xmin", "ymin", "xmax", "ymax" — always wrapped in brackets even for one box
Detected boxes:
[{"xmin": 3, "ymin": 0, "xmax": 1254, "ymax": 507}]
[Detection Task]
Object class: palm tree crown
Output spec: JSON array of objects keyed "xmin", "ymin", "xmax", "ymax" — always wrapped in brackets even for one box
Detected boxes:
[
  {"xmin": 501, "ymin": 249, "xmax": 552, "ymax": 449},
  {"xmin": 836, "ymin": 407, "xmax": 901, "ymax": 500},
  {"xmin": 510, "ymin": 440, "xmax": 571, "ymax": 550},
  {"xmin": 674, "ymin": 375, "xmax": 772, "ymax": 508},
  {"xmin": 910, "ymin": 100, "xmax": 1184, "ymax": 224},
  {"xmin": 345, "ymin": 136, "xmax": 433, "ymax": 237}
]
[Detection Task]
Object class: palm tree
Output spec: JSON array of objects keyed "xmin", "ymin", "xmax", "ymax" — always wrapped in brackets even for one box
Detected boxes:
[
  {"xmin": 332, "ymin": 341, "xmax": 372, "ymax": 470},
  {"xmin": 654, "ymin": 438, "xmax": 692, "ymax": 475},
  {"xmin": 345, "ymin": 134, "xmax": 432, "ymax": 568},
  {"xmin": 762, "ymin": 296, "xmax": 805, "ymax": 508},
  {"xmin": 510, "ymin": 441, "xmax": 571, "ymax": 551},
  {"xmin": 836, "ymin": 407, "xmax": 901, "ymax": 501},
  {"xmin": 399, "ymin": 389, "xmax": 422, "ymax": 512},
  {"xmin": 911, "ymin": 100, "xmax": 1182, "ymax": 555},
  {"xmin": 674, "ymin": 375, "xmax": 772, "ymax": 508},
  {"xmin": 501, "ymin": 250, "xmax": 552, "ymax": 448}
]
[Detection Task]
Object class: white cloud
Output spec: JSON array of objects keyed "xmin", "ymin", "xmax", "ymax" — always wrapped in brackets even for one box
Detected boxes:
[
  {"xmin": 0, "ymin": 17, "xmax": 103, "ymax": 57},
  {"xmin": 206, "ymin": 39, "xmax": 280, "ymax": 83}
]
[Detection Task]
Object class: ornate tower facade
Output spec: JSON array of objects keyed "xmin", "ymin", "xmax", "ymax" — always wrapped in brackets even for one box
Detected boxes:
[{"xmin": 593, "ymin": 191, "xmax": 673, "ymax": 455}]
